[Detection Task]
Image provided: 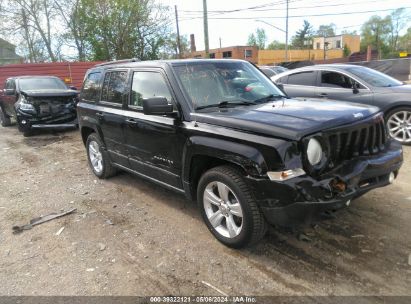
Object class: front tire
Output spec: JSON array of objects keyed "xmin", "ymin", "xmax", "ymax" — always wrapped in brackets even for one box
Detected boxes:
[
  {"xmin": 197, "ymin": 165, "xmax": 267, "ymax": 248},
  {"xmin": 0, "ymin": 106, "xmax": 12, "ymax": 127},
  {"xmin": 86, "ymin": 133, "xmax": 117, "ymax": 179},
  {"xmin": 386, "ymin": 107, "xmax": 411, "ymax": 145}
]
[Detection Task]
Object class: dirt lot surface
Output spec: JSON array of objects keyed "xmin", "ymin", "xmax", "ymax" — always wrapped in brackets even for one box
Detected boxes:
[{"xmin": 0, "ymin": 126, "xmax": 410, "ymax": 297}]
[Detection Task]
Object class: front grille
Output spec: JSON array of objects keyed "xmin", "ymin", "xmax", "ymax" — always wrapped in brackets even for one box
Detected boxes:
[
  {"xmin": 31, "ymin": 97, "xmax": 74, "ymax": 117},
  {"xmin": 325, "ymin": 113, "xmax": 387, "ymax": 167}
]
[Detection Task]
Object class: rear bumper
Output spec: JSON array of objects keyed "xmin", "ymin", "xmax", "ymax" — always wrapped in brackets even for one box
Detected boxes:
[{"xmin": 246, "ymin": 140, "xmax": 403, "ymax": 226}]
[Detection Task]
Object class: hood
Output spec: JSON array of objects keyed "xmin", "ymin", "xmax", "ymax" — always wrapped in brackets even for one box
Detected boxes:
[
  {"xmin": 20, "ymin": 89, "xmax": 78, "ymax": 97},
  {"xmin": 387, "ymin": 84, "xmax": 411, "ymax": 93},
  {"xmin": 191, "ymin": 98, "xmax": 379, "ymax": 140}
]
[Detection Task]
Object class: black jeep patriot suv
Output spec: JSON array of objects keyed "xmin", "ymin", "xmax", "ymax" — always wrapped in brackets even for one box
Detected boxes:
[{"xmin": 77, "ymin": 59, "xmax": 403, "ymax": 248}]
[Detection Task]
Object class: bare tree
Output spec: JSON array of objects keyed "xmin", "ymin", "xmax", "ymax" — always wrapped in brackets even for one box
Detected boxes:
[
  {"xmin": 1, "ymin": 0, "xmax": 57, "ymax": 61},
  {"xmin": 54, "ymin": 0, "xmax": 88, "ymax": 61}
]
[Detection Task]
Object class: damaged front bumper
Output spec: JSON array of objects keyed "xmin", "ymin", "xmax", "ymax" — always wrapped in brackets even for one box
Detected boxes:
[
  {"xmin": 247, "ymin": 140, "xmax": 403, "ymax": 226},
  {"xmin": 16, "ymin": 107, "xmax": 77, "ymax": 129}
]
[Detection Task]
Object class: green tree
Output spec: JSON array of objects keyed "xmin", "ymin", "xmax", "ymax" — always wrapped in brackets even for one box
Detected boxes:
[
  {"xmin": 76, "ymin": 0, "xmax": 172, "ymax": 61},
  {"xmin": 54, "ymin": 0, "xmax": 90, "ymax": 61},
  {"xmin": 398, "ymin": 27, "xmax": 411, "ymax": 53},
  {"xmin": 387, "ymin": 8, "xmax": 409, "ymax": 52},
  {"xmin": 247, "ymin": 33, "xmax": 257, "ymax": 47},
  {"xmin": 316, "ymin": 23, "xmax": 336, "ymax": 37},
  {"xmin": 291, "ymin": 20, "xmax": 314, "ymax": 49},
  {"xmin": 160, "ymin": 34, "xmax": 189, "ymax": 59},
  {"xmin": 341, "ymin": 29, "xmax": 358, "ymax": 35},
  {"xmin": 361, "ymin": 15, "xmax": 391, "ymax": 59},
  {"xmin": 267, "ymin": 40, "xmax": 285, "ymax": 50},
  {"xmin": 343, "ymin": 44, "xmax": 351, "ymax": 57},
  {"xmin": 247, "ymin": 28, "xmax": 266, "ymax": 49}
]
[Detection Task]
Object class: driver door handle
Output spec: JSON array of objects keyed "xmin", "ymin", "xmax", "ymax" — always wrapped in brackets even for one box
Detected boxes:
[{"xmin": 318, "ymin": 93, "xmax": 328, "ymax": 97}]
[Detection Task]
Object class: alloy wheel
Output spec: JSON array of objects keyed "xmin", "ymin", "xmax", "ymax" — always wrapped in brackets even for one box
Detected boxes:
[
  {"xmin": 88, "ymin": 140, "xmax": 103, "ymax": 174},
  {"xmin": 203, "ymin": 181, "xmax": 243, "ymax": 239},
  {"xmin": 387, "ymin": 110, "xmax": 411, "ymax": 143}
]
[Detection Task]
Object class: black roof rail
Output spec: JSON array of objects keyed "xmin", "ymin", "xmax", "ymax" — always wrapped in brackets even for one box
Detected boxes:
[{"xmin": 95, "ymin": 58, "xmax": 140, "ymax": 67}]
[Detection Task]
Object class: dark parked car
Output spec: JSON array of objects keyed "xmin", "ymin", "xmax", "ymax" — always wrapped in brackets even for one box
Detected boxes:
[
  {"xmin": 0, "ymin": 76, "xmax": 78, "ymax": 136},
  {"xmin": 259, "ymin": 65, "xmax": 288, "ymax": 78},
  {"xmin": 271, "ymin": 64, "xmax": 411, "ymax": 145},
  {"xmin": 77, "ymin": 59, "xmax": 402, "ymax": 248}
]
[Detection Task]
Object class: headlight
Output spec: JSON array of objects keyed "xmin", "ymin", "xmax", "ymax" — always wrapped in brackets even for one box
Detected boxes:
[
  {"xmin": 18, "ymin": 96, "xmax": 36, "ymax": 112},
  {"xmin": 307, "ymin": 138, "xmax": 323, "ymax": 166}
]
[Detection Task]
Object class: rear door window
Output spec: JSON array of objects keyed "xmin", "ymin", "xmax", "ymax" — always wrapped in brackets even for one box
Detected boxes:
[
  {"xmin": 101, "ymin": 70, "xmax": 128, "ymax": 104},
  {"xmin": 81, "ymin": 72, "xmax": 101, "ymax": 102},
  {"xmin": 287, "ymin": 71, "xmax": 315, "ymax": 86},
  {"xmin": 321, "ymin": 71, "xmax": 353, "ymax": 88},
  {"xmin": 129, "ymin": 71, "xmax": 172, "ymax": 108}
]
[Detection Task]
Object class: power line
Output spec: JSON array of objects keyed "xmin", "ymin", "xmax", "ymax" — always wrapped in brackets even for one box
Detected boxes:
[
  {"xmin": 202, "ymin": 7, "xmax": 411, "ymax": 20},
  {"xmin": 180, "ymin": 0, "xmax": 386, "ymax": 14},
  {"xmin": 237, "ymin": 0, "xmax": 393, "ymax": 12},
  {"xmin": 179, "ymin": 0, "xmax": 299, "ymax": 14}
]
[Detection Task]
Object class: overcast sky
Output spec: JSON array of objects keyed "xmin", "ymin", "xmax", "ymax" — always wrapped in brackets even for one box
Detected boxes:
[{"xmin": 158, "ymin": 0, "xmax": 411, "ymax": 50}]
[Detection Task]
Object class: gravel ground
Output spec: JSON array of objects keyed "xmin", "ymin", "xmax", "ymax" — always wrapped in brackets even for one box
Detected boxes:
[{"xmin": 0, "ymin": 126, "xmax": 410, "ymax": 297}]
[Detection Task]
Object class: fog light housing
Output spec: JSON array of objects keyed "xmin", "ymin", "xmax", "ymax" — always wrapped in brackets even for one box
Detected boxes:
[
  {"xmin": 21, "ymin": 120, "xmax": 27, "ymax": 125},
  {"xmin": 389, "ymin": 172, "xmax": 395, "ymax": 184}
]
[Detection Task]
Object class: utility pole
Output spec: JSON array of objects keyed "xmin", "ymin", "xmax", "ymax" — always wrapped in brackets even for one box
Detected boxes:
[
  {"xmin": 285, "ymin": 0, "xmax": 289, "ymax": 61},
  {"xmin": 203, "ymin": 0, "xmax": 210, "ymax": 58},
  {"xmin": 175, "ymin": 5, "xmax": 182, "ymax": 59}
]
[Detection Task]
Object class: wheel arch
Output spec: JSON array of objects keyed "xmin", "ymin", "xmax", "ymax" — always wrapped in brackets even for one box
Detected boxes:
[
  {"xmin": 80, "ymin": 122, "xmax": 105, "ymax": 147},
  {"xmin": 383, "ymin": 102, "xmax": 411, "ymax": 117},
  {"xmin": 182, "ymin": 136, "xmax": 269, "ymax": 201}
]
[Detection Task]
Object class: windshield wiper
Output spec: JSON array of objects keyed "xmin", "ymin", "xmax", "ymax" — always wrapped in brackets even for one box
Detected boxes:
[
  {"xmin": 254, "ymin": 94, "xmax": 285, "ymax": 103},
  {"xmin": 195, "ymin": 100, "xmax": 257, "ymax": 110}
]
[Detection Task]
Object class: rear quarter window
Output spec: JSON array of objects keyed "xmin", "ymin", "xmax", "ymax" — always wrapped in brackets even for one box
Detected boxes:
[{"xmin": 81, "ymin": 71, "xmax": 102, "ymax": 102}]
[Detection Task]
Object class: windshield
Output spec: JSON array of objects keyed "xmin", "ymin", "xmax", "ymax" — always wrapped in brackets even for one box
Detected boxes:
[
  {"xmin": 173, "ymin": 61, "xmax": 286, "ymax": 111},
  {"xmin": 19, "ymin": 78, "xmax": 68, "ymax": 91},
  {"xmin": 346, "ymin": 66, "xmax": 403, "ymax": 87},
  {"xmin": 272, "ymin": 66, "xmax": 288, "ymax": 74}
]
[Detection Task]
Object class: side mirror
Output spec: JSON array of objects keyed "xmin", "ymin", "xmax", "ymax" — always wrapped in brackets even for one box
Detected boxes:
[
  {"xmin": 276, "ymin": 83, "xmax": 286, "ymax": 94},
  {"xmin": 352, "ymin": 82, "xmax": 360, "ymax": 94},
  {"xmin": 143, "ymin": 97, "xmax": 174, "ymax": 115},
  {"xmin": 4, "ymin": 88, "xmax": 16, "ymax": 96}
]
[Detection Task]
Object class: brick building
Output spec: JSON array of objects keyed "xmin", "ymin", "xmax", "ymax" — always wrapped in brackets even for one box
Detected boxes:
[{"xmin": 185, "ymin": 46, "xmax": 258, "ymax": 64}]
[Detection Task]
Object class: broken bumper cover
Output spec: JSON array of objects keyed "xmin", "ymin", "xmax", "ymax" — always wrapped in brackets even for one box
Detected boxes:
[
  {"xmin": 16, "ymin": 108, "xmax": 77, "ymax": 128},
  {"xmin": 246, "ymin": 140, "xmax": 403, "ymax": 226}
]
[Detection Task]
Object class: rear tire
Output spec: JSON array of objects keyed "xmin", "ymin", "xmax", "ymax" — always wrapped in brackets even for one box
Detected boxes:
[
  {"xmin": 0, "ymin": 106, "xmax": 11, "ymax": 127},
  {"xmin": 386, "ymin": 107, "xmax": 411, "ymax": 146},
  {"xmin": 197, "ymin": 165, "xmax": 267, "ymax": 248},
  {"xmin": 86, "ymin": 133, "xmax": 117, "ymax": 179}
]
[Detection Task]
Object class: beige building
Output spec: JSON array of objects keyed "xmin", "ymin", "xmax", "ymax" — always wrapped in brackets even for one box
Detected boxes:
[
  {"xmin": 258, "ymin": 49, "xmax": 344, "ymax": 65},
  {"xmin": 313, "ymin": 34, "xmax": 360, "ymax": 53}
]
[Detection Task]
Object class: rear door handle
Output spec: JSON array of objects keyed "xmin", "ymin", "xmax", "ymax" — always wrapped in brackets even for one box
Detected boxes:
[
  {"xmin": 125, "ymin": 118, "xmax": 139, "ymax": 125},
  {"xmin": 318, "ymin": 93, "xmax": 328, "ymax": 97}
]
